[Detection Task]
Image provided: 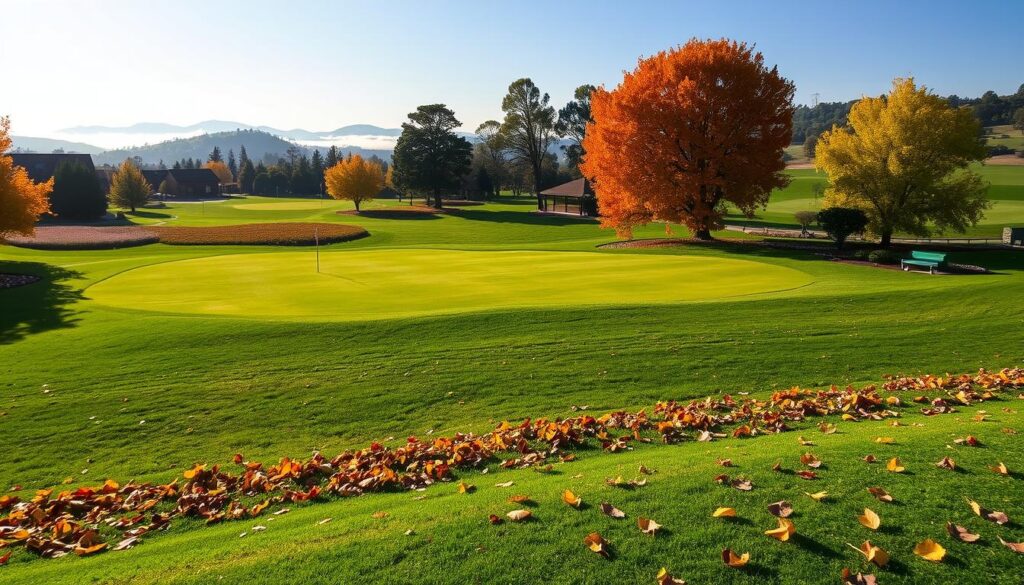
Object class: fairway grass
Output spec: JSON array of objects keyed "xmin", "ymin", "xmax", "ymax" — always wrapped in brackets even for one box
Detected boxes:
[
  {"xmin": 2, "ymin": 187, "xmax": 1023, "ymax": 584},
  {"xmin": 85, "ymin": 249, "xmax": 813, "ymax": 319}
]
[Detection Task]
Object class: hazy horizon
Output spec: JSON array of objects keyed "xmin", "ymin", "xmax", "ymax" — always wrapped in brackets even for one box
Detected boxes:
[{"xmin": 3, "ymin": 0, "xmax": 1022, "ymax": 141}]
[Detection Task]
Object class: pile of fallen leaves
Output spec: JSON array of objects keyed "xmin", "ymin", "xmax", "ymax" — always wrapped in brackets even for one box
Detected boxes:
[
  {"xmin": 148, "ymin": 223, "xmax": 367, "ymax": 246},
  {"xmin": 0, "ymin": 367, "xmax": 1020, "ymax": 563}
]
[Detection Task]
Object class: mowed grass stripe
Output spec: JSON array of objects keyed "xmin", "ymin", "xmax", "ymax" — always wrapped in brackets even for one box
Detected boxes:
[{"xmin": 84, "ymin": 250, "xmax": 813, "ymax": 319}]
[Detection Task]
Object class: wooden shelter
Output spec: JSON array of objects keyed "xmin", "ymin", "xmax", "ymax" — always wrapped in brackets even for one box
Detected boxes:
[{"xmin": 538, "ymin": 178, "xmax": 597, "ymax": 216}]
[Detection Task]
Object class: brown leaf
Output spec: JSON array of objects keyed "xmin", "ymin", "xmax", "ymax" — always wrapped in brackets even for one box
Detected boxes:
[
  {"xmin": 946, "ymin": 522, "xmax": 980, "ymax": 543},
  {"xmin": 583, "ymin": 531, "xmax": 610, "ymax": 558},
  {"xmin": 998, "ymin": 537, "xmax": 1024, "ymax": 554},
  {"xmin": 767, "ymin": 500, "xmax": 793, "ymax": 518},
  {"xmin": 969, "ymin": 499, "xmax": 1009, "ymax": 524},
  {"xmin": 637, "ymin": 517, "xmax": 661, "ymax": 535},
  {"xmin": 862, "ymin": 454, "xmax": 877, "ymax": 463},
  {"xmin": 731, "ymin": 478, "xmax": 753, "ymax": 491},
  {"xmin": 488, "ymin": 514, "xmax": 502, "ymax": 525},
  {"xmin": 600, "ymin": 502, "xmax": 626, "ymax": 519},
  {"xmin": 867, "ymin": 487, "xmax": 893, "ymax": 503},
  {"xmin": 935, "ymin": 456, "xmax": 956, "ymax": 470},
  {"xmin": 717, "ymin": 458, "xmax": 733, "ymax": 467},
  {"xmin": 721, "ymin": 547, "xmax": 750, "ymax": 567},
  {"xmin": 990, "ymin": 462, "xmax": 1009, "ymax": 476},
  {"xmin": 656, "ymin": 567, "xmax": 687, "ymax": 585},
  {"xmin": 840, "ymin": 567, "xmax": 878, "ymax": 585},
  {"xmin": 846, "ymin": 541, "xmax": 889, "ymax": 567},
  {"xmin": 507, "ymin": 494, "xmax": 531, "ymax": 504},
  {"xmin": 795, "ymin": 470, "xmax": 817, "ymax": 480},
  {"xmin": 371, "ymin": 511, "xmax": 389, "ymax": 519},
  {"xmin": 800, "ymin": 453, "xmax": 822, "ymax": 468}
]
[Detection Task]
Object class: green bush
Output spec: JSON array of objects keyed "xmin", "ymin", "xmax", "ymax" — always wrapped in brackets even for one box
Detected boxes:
[
  {"xmin": 852, "ymin": 249, "xmax": 871, "ymax": 260},
  {"xmin": 868, "ymin": 249, "xmax": 901, "ymax": 264}
]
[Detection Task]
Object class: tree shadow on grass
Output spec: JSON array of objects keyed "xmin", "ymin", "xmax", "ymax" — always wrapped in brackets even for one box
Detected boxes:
[
  {"xmin": 446, "ymin": 208, "xmax": 596, "ymax": 227},
  {"xmin": 0, "ymin": 262, "xmax": 84, "ymax": 345}
]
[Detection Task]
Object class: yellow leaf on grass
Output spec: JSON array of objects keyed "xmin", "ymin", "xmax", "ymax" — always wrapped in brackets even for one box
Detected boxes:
[
  {"xmin": 764, "ymin": 517, "xmax": 796, "ymax": 541},
  {"xmin": 712, "ymin": 507, "xmax": 736, "ymax": 518},
  {"xmin": 721, "ymin": 548, "xmax": 749, "ymax": 567},
  {"xmin": 847, "ymin": 541, "xmax": 889, "ymax": 567},
  {"xmin": 562, "ymin": 489, "xmax": 582, "ymax": 508},
  {"xmin": 858, "ymin": 508, "xmax": 881, "ymax": 530},
  {"xmin": 886, "ymin": 457, "xmax": 905, "ymax": 473},
  {"xmin": 913, "ymin": 539, "xmax": 946, "ymax": 562}
]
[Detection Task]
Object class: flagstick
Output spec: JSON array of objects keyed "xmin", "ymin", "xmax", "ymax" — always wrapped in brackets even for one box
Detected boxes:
[{"xmin": 315, "ymin": 228, "xmax": 320, "ymax": 273}]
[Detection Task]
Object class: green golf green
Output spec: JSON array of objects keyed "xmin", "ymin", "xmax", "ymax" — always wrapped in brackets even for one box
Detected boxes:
[{"xmin": 86, "ymin": 249, "xmax": 812, "ymax": 319}]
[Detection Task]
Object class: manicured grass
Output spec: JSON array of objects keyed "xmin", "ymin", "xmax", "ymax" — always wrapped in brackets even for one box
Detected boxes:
[
  {"xmin": 86, "ymin": 249, "xmax": 812, "ymax": 319},
  {"xmin": 1, "ymin": 191, "xmax": 1022, "ymax": 584},
  {"xmin": 728, "ymin": 165, "xmax": 1024, "ymax": 237}
]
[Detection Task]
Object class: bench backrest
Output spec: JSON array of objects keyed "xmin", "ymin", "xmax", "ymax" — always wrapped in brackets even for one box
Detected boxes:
[{"xmin": 910, "ymin": 250, "xmax": 947, "ymax": 263}]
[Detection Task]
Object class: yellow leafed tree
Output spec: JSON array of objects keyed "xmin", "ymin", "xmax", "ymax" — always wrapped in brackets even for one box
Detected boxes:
[
  {"xmin": 325, "ymin": 155, "xmax": 384, "ymax": 212},
  {"xmin": 204, "ymin": 160, "xmax": 233, "ymax": 184},
  {"xmin": 0, "ymin": 116, "xmax": 51, "ymax": 237},
  {"xmin": 815, "ymin": 78, "xmax": 988, "ymax": 247},
  {"xmin": 109, "ymin": 159, "xmax": 151, "ymax": 213}
]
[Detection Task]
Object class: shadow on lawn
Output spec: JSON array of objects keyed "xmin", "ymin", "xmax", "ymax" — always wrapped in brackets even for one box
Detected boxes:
[
  {"xmin": 0, "ymin": 262, "xmax": 84, "ymax": 345},
  {"xmin": 447, "ymin": 208, "xmax": 595, "ymax": 227}
]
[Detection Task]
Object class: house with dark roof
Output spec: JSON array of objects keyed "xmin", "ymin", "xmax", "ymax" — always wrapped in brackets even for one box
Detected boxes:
[
  {"xmin": 538, "ymin": 178, "xmax": 598, "ymax": 216},
  {"xmin": 8, "ymin": 153, "xmax": 96, "ymax": 183},
  {"xmin": 141, "ymin": 168, "xmax": 220, "ymax": 197}
]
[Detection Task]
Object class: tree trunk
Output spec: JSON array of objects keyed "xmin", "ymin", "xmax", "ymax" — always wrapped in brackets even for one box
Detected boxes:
[
  {"xmin": 534, "ymin": 168, "xmax": 545, "ymax": 211},
  {"xmin": 693, "ymin": 227, "xmax": 713, "ymax": 241},
  {"xmin": 354, "ymin": 200, "xmax": 360, "ymax": 212},
  {"xmin": 879, "ymin": 230, "xmax": 892, "ymax": 248},
  {"xmin": 432, "ymin": 189, "xmax": 442, "ymax": 209}
]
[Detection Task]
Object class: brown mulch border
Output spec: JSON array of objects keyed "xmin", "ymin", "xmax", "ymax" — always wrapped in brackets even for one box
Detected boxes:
[
  {"xmin": 0, "ymin": 273, "xmax": 41, "ymax": 289},
  {"xmin": 2, "ymin": 226, "xmax": 160, "ymax": 250},
  {"xmin": 147, "ymin": 223, "xmax": 368, "ymax": 246}
]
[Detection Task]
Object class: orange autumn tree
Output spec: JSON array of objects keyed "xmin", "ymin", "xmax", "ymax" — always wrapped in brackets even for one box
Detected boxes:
[
  {"xmin": 581, "ymin": 39, "xmax": 795, "ymax": 239},
  {"xmin": 325, "ymin": 154, "xmax": 384, "ymax": 212},
  {"xmin": 0, "ymin": 116, "xmax": 52, "ymax": 237}
]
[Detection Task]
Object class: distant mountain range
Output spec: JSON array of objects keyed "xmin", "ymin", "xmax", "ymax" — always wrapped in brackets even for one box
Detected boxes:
[
  {"xmin": 89, "ymin": 130, "xmax": 393, "ymax": 166},
  {"xmin": 59, "ymin": 120, "xmax": 405, "ymax": 142},
  {"xmin": 10, "ymin": 135, "xmax": 105, "ymax": 155}
]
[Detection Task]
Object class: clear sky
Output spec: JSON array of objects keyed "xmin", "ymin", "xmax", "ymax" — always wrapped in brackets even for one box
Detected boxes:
[{"xmin": 2, "ymin": 0, "xmax": 1022, "ymax": 137}]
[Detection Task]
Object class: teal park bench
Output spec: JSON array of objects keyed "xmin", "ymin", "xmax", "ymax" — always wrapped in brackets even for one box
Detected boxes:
[{"xmin": 901, "ymin": 250, "xmax": 948, "ymax": 274}]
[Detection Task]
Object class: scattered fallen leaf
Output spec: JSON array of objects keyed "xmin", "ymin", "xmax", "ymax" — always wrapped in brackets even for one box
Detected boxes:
[
  {"xmin": 935, "ymin": 456, "xmax": 956, "ymax": 470},
  {"xmin": 767, "ymin": 500, "xmax": 793, "ymax": 518},
  {"xmin": 800, "ymin": 453, "xmax": 822, "ymax": 468},
  {"xmin": 954, "ymin": 435, "xmax": 980, "ymax": 447},
  {"xmin": 656, "ymin": 567, "xmax": 687, "ymax": 584},
  {"xmin": 404, "ymin": 529, "xmax": 415, "ymax": 536},
  {"xmin": 251, "ymin": 525, "xmax": 267, "ymax": 532},
  {"xmin": 847, "ymin": 541, "xmax": 889, "ymax": 567},
  {"xmin": 562, "ymin": 489, "xmax": 582, "ymax": 508},
  {"xmin": 506, "ymin": 509, "xmax": 531, "ymax": 522},
  {"xmin": 494, "ymin": 481, "xmax": 514, "ymax": 488},
  {"xmin": 858, "ymin": 508, "xmax": 881, "ymax": 530},
  {"xmin": 638, "ymin": 517, "xmax": 661, "ymax": 535},
  {"xmin": 990, "ymin": 462, "xmax": 1009, "ymax": 476},
  {"xmin": 946, "ymin": 522, "xmax": 980, "ymax": 543},
  {"xmin": 968, "ymin": 499, "xmax": 1009, "ymax": 524},
  {"xmin": 862, "ymin": 454, "xmax": 877, "ymax": 463},
  {"xmin": 731, "ymin": 478, "xmax": 753, "ymax": 491},
  {"xmin": 508, "ymin": 494, "xmax": 531, "ymax": 504},
  {"xmin": 601, "ymin": 502, "xmax": 626, "ymax": 519},
  {"xmin": 998, "ymin": 537, "xmax": 1024, "ymax": 554},
  {"xmin": 913, "ymin": 539, "xmax": 946, "ymax": 562},
  {"xmin": 795, "ymin": 470, "xmax": 817, "ymax": 480},
  {"xmin": 875, "ymin": 437, "xmax": 895, "ymax": 444},
  {"xmin": 638, "ymin": 465, "xmax": 655, "ymax": 475},
  {"xmin": 317, "ymin": 518, "xmax": 332, "ymax": 526},
  {"xmin": 798, "ymin": 436, "xmax": 814, "ymax": 446},
  {"xmin": 886, "ymin": 457, "xmax": 905, "ymax": 473},
  {"xmin": 764, "ymin": 517, "xmax": 796, "ymax": 541},
  {"xmin": 721, "ymin": 548, "xmax": 750, "ymax": 567},
  {"xmin": 805, "ymin": 490, "xmax": 828, "ymax": 502},
  {"xmin": 583, "ymin": 532, "xmax": 610, "ymax": 558},
  {"xmin": 457, "ymin": 481, "xmax": 475, "ymax": 494},
  {"xmin": 867, "ymin": 487, "xmax": 893, "ymax": 503},
  {"xmin": 606, "ymin": 476, "xmax": 627, "ymax": 487},
  {"xmin": 0, "ymin": 552, "xmax": 11, "ymax": 565},
  {"xmin": 717, "ymin": 458, "xmax": 733, "ymax": 467},
  {"xmin": 371, "ymin": 511, "xmax": 389, "ymax": 519},
  {"xmin": 712, "ymin": 507, "xmax": 737, "ymax": 518},
  {"xmin": 771, "ymin": 461, "xmax": 782, "ymax": 472},
  {"xmin": 840, "ymin": 567, "xmax": 878, "ymax": 585},
  {"xmin": 488, "ymin": 514, "xmax": 502, "ymax": 525}
]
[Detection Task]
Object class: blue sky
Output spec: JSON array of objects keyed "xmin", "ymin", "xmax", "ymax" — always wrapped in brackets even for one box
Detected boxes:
[{"xmin": 2, "ymin": 0, "xmax": 1022, "ymax": 137}]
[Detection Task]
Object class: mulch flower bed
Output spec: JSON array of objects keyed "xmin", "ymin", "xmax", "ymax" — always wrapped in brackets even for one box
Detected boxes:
[
  {"xmin": 338, "ymin": 206, "xmax": 444, "ymax": 218},
  {"xmin": 2, "ymin": 227, "xmax": 160, "ymax": 250},
  {"xmin": 147, "ymin": 223, "xmax": 367, "ymax": 246},
  {"xmin": 0, "ymin": 273, "xmax": 41, "ymax": 289}
]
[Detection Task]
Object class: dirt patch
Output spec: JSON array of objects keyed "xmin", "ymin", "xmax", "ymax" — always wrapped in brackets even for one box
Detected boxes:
[
  {"xmin": 986, "ymin": 154, "xmax": 1024, "ymax": 166},
  {"xmin": 440, "ymin": 200, "xmax": 485, "ymax": 207},
  {"xmin": 148, "ymin": 223, "xmax": 367, "ymax": 245},
  {"xmin": 0, "ymin": 273, "xmax": 42, "ymax": 289},
  {"xmin": 2, "ymin": 226, "xmax": 159, "ymax": 250}
]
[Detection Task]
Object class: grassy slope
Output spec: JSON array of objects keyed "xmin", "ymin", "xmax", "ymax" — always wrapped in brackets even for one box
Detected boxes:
[
  {"xmin": 1, "ymin": 194, "xmax": 1023, "ymax": 583},
  {"xmin": 728, "ymin": 165, "xmax": 1024, "ymax": 237}
]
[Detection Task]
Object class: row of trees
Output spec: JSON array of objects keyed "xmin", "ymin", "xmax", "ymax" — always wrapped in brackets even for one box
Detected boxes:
[{"xmin": 577, "ymin": 39, "xmax": 989, "ymax": 247}]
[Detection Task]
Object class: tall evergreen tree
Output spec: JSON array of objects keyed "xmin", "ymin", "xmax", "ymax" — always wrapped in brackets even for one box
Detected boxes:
[
  {"xmin": 499, "ymin": 78, "xmax": 558, "ymax": 209},
  {"xmin": 311, "ymin": 149, "xmax": 325, "ymax": 194},
  {"xmin": 392, "ymin": 104, "xmax": 472, "ymax": 208},
  {"xmin": 227, "ymin": 149, "xmax": 237, "ymax": 180},
  {"xmin": 208, "ymin": 146, "xmax": 223, "ymax": 163},
  {"xmin": 50, "ymin": 161, "xmax": 107, "ymax": 220},
  {"xmin": 326, "ymin": 145, "xmax": 340, "ymax": 169},
  {"xmin": 237, "ymin": 158, "xmax": 256, "ymax": 194}
]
